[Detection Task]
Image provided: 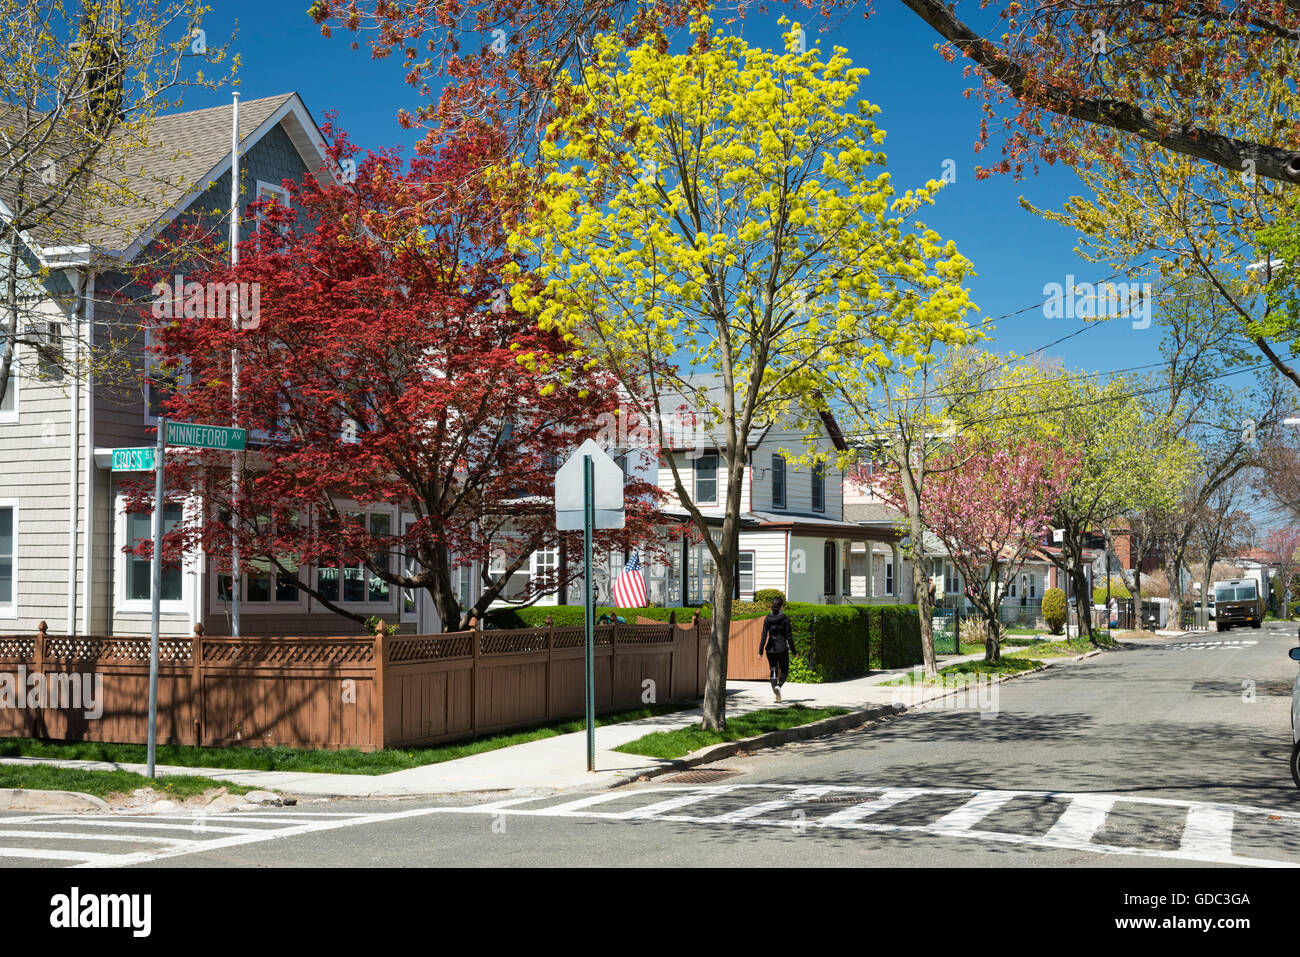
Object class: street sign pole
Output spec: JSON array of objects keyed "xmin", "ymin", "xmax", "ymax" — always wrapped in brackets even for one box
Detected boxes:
[
  {"xmin": 583, "ymin": 455, "xmax": 595, "ymax": 772},
  {"xmin": 146, "ymin": 417, "xmax": 166, "ymax": 779}
]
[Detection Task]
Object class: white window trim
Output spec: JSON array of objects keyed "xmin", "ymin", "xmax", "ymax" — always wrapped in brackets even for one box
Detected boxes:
[
  {"xmin": 115, "ymin": 494, "xmax": 193, "ymax": 615},
  {"xmin": 0, "ymin": 350, "xmax": 19, "ymax": 424},
  {"xmin": 694, "ymin": 453, "xmax": 719, "ymax": 506},
  {"xmin": 142, "ymin": 326, "xmax": 191, "ymax": 428},
  {"xmin": 313, "ymin": 505, "xmax": 401, "ymax": 612},
  {"xmin": 0, "ymin": 499, "xmax": 17, "ymax": 618},
  {"xmin": 399, "ymin": 514, "xmax": 419, "ymax": 624},
  {"xmin": 256, "ymin": 180, "xmax": 291, "ymax": 208}
]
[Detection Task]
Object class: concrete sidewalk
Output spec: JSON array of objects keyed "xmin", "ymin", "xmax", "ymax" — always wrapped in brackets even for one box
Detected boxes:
[{"xmin": 0, "ymin": 648, "xmax": 1056, "ymax": 799}]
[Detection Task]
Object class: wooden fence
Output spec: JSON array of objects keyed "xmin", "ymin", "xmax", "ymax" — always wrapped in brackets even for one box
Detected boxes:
[{"xmin": 0, "ymin": 617, "xmax": 709, "ymax": 752}]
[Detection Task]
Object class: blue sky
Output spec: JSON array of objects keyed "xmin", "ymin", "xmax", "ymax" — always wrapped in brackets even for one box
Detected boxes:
[{"xmin": 183, "ymin": 2, "xmax": 1181, "ymax": 380}]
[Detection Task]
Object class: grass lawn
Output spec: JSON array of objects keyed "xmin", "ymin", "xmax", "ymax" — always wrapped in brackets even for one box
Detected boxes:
[
  {"xmin": 612, "ymin": 705, "xmax": 848, "ymax": 760},
  {"xmin": 1003, "ymin": 637, "xmax": 1101, "ymax": 658},
  {"xmin": 0, "ymin": 702, "xmax": 699, "ymax": 775},
  {"xmin": 880, "ymin": 657, "xmax": 1043, "ymax": 687},
  {"xmin": 0, "ymin": 763, "xmax": 253, "ymax": 800}
]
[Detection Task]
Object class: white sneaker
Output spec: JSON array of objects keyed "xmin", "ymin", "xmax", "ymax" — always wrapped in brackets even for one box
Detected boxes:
[{"xmin": 774, "ymin": 688, "xmax": 782, "ymax": 702}]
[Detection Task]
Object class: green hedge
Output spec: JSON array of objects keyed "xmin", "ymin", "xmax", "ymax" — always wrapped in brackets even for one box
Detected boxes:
[
  {"xmin": 785, "ymin": 603, "xmax": 923, "ymax": 683},
  {"xmin": 483, "ymin": 601, "xmax": 923, "ymax": 683}
]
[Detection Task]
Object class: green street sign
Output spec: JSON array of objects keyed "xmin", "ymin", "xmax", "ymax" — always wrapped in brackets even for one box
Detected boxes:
[
  {"xmin": 110, "ymin": 447, "xmax": 155, "ymax": 472},
  {"xmin": 166, "ymin": 421, "xmax": 246, "ymax": 451}
]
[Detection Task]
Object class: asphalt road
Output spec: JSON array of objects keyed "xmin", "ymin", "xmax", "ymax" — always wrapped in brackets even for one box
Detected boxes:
[{"xmin": 4, "ymin": 622, "xmax": 1300, "ymax": 868}]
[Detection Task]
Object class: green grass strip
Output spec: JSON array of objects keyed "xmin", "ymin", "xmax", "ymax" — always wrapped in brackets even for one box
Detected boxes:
[
  {"xmin": 881, "ymin": 657, "xmax": 1043, "ymax": 686},
  {"xmin": 612, "ymin": 705, "xmax": 848, "ymax": 760},
  {"xmin": 0, "ymin": 763, "xmax": 253, "ymax": 800},
  {"xmin": 0, "ymin": 702, "xmax": 698, "ymax": 775}
]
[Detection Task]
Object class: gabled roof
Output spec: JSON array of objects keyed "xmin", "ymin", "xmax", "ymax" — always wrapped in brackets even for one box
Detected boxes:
[{"xmin": 1, "ymin": 92, "xmax": 330, "ymax": 264}]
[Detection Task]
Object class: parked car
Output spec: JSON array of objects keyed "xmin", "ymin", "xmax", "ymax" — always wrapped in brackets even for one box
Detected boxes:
[
  {"xmin": 1291, "ymin": 642, "xmax": 1300, "ymax": 788},
  {"xmin": 1214, "ymin": 579, "xmax": 1263, "ymax": 632}
]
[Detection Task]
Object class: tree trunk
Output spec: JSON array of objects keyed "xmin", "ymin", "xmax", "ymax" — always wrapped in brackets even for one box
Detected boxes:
[
  {"xmin": 984, "ymin": 614, "xmax": 1001, "ymax": 663},
  {"xmin": 1134, "ymin": 571, "xmax": 1145, "ymax": 631},
  {"xmin": 1070, "ymin": 563, "xmax": 1092, "ymax": 641},
  {"xmin": 1201, "ymin": 572, "xmax": 1213, "ymax": 632},
  {"xmin": 913, "ymin": 545, "xmax": 937, "ymax": 677},
  {"xmin": 701, "ymin": 542, "xmax": 735, "ymax": 732}
]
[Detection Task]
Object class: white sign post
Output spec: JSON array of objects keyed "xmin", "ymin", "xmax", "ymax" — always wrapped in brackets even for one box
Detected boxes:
[{"xmin": 555, "ymin": 439, "xmax": 624, "ymax": 771}]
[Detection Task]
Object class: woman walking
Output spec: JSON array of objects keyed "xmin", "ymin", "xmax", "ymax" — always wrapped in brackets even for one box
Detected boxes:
[{"xmin": 758, "ymin": 597, "xmax": 797, "ymax": 701}]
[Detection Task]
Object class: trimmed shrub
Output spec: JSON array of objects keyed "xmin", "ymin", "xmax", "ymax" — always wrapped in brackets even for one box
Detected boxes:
[
  {"xmin": 754, "ymin": 588, "xmax": 786, "ymax": 606},
  {"xmin": 783, "ymin": 603, "xmax": 923, "ymax": 682},
  {"xmin": 1042, "ymin": 588, "xmax": 1067, "ymax": 635},
  {"xmin": 483, "ymin": 605, "xmax": 705, "ymax": 629}
]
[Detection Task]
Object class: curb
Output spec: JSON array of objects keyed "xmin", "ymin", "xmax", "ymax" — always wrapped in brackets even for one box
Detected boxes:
[
  {"xmin": 0, "ymin": 787, "xmax": 109, "ymax": 811},
  {"xmin": 619, "ymin": 703, "xmax": 907, "ymax": 785}
]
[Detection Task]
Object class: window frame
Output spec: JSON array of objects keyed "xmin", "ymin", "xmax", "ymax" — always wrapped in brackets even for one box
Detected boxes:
[
  {"xmin": 0, "ymin": 350, "xmax": 19, "ymax": 424},
  {"xmin": 811, "ymin": 462, "xmax": 825, "ymax": 513},
  {"xmin": 0, "ymin": 499, "xmax": 17, "ymax": 618},
  {"xmin": 115, "ymin": 494, "xmax": 191, "ymax": 615},
  {"xmin": 737, "ymin": 550, "xmax": 755, "ymax": 597},
  {"xmin": 212, "ymin": 509, "xmax": 309, "ymax": 614},
  {"xmin": 694, "ymin": 453, "xmax": 719, "ymax": 506},
  {"xmin": 313, "ymin": 507, "xmax": 400, "ymax": 611},
  {"xmin": 770, "ymin": 454, "xmax": 786, "ymax": 509}
]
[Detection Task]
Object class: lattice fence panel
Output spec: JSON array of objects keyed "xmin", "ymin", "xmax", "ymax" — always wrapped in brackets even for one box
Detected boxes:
[
  {"xmin": 389, "ymin": 634, "xmax": 472, "ymax": 662},
  {"xmin": 479, "ymin": 630, "xmax": 548, "ymax": 655},
  {"xmin": 202, "ymin": 639, "xmax": 374, "ymax": 666},
  {"xmin": 0, "ymin": 637, "xmax": 33, "ymax": 662}
]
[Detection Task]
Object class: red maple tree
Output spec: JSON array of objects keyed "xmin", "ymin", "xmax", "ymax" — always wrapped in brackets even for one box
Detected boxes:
[{"xmin": 138, "ymin": 123, "xmax": 662, "ymax": 632}]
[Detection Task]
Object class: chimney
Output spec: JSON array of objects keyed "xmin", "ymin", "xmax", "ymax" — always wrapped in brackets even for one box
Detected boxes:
[{"xmin": 67, "ymin": 4, "xmax": 125, "ymax": 136}]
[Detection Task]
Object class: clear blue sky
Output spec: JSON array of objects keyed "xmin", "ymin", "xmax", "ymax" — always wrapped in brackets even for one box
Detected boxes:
[{"xmin": 182, "ymin": 2, "xmax": 1193, "ymax": 381}]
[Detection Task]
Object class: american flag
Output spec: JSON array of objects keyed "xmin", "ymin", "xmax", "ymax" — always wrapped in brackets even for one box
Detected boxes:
[{"xmin": 611, "ymin": 550, "xmax": 648, "ymax": 608}]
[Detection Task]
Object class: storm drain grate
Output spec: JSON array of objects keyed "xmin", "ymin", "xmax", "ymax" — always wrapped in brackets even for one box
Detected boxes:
[
  {"xmin": 810, "ymin": 794, "xmax": 869, "ymax": 805},
  {"xmin": 661, "ymin": 769, "xmax": 741, "ymax": 784}
]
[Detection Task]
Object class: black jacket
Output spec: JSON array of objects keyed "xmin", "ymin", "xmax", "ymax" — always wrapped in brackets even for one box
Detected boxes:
[{"xmin": 760, "ymin": 612, "xmax": 794, "ymax": 655}]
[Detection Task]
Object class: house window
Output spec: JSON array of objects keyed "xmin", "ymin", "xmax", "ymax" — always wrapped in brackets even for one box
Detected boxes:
[
  {"xmin": 647, "ymin": 544, "xmax": 682, "ymax": 606},
  {"xmin": 0, "ymin": 363, "xmax": 14, "ymax": 422},
  {"xmin": 126, "ymin": 505, "xmax": 183, "ymax": 603},
  {"xmin": 886, "ymin": 559, "xmax": 894, "ymax": 596},
  {"xmin": 694, "ymin": 454, "xmax": 718, "ymax": 505},
  {"xmin": 0, "ymin": 502, "xmax": 15, "ymax": 616},
  {"xmin": 812, "ymin": 462, "xmax": 825, "ymax": 513},
  {"xmin": 738, "ymin": 551, "xmax": 755, "ymax": 596},
  {"xmin": 316, "ymin": 511, "xmax": 394, "ymax": 605},
  {"xmin": 823, "ymin": 542, "xmax": 836, "ymax": 596},
  {"xmin": 1008, "ymin": 576, "xmax": 1017, "ymax": 598},
  {"xmin": 944, "ymin": 561, "xmax": 961, "ymax": 596},
  {"xmin": 36, "ymin": 322, "xmax": 63, "ymax": 380},
  {"xmin": 216, "ymin": 510, "xmax": 303, "ymax": 607},
  {"xmin": 771, "ymin": 455, "xmax": 786, "ymax": 509},
  {"xmin": 532, "ymin": 546, "xmax": 559, "ymax": 595},
  {"xmin": 255, "ymin": 181, "xmax": 292, "ymax": 233},
  {"xmin": 488, "ymin": 544, "xmax": 532, "ymax": 601},
  {"xmin": 687, "ymin": 541, "xmax": 716, "ymax": 605},
  {"xmin": 143, "ymin": 326, "xmax": 185, "ymax": 424},
  {"xmin": 1029, "ymin": 574, "xmax": 1037, "ymax": 599}
]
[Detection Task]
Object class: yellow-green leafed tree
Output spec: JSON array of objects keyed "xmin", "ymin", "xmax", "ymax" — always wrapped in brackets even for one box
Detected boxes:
[{"xmin": 504, "ymin": 17, "xmax": 977, "ymax": 728}]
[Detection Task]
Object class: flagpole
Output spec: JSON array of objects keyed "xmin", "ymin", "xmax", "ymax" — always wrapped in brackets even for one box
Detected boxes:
[{"xmin": 229, "ymin": 92, "xmax": 241, "ymax": 638}]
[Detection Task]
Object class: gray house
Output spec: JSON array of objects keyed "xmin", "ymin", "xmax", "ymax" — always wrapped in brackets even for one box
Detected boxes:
[{"xmin": 0, "ymin": 92, "xmax": 414, "ymax": 639}]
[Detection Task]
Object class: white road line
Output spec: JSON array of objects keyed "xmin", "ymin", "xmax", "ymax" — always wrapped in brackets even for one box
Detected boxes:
[
  {"xmin": 1180, "ymin": 805, "xmax": 1235, "ymax": 858},
  {"xmin": 608, "ymin": 786, "xmax": 746, "ymax": 820},
  {"xmin": 528, "ymin": 792, "xmax": 653, "ymax": 816},
  {"xmin": 709, "ymin": 786, "xmax": 833, "ymax": 823},
  {"xmin": 928, "ymin": 790, "xmax": 1021, "ymax": 833},
  {"xmin": 817, "ymin": 788, "xmax": 926, "ymax": 827},
  {"xmin": 0, "ymin": 846, "xmax": 119, "ymax": 863},
  {"xmin": 0, "ymin": 830, "xmax": 196, "ymax": 845},
  {"xmin": 1043, "ymin": 794, "xmax": 1115, "ymax": 845}
]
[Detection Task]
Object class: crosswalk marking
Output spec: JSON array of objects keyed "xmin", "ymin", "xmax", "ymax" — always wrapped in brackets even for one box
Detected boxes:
[
  {"xmin": 1180, "ymin": 805, "xmax": 1235, "ymax": 857},
  {"xmin": 929, "ymin": 790, "xmax": 1020, "ymax": 833},
  {"xmin": 817, "ymin": 788, "xmax": 929, "ymax": 827},
  {"xmin": 1043, "ymin": 794, "xmax": 1115, "ymax": 846},
  {"xmin": 436, "ymin": 784, "xmax": 1298, "ymax": 868}
]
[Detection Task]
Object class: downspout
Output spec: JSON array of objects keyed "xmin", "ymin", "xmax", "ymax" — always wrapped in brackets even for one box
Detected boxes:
[
  {"xmin": 81, "ymin": 270, "xmax": 95, "ymax": 636},
  {"xmin": 65, "ymin": 269, "xmax": 83, "ymax": 635}
]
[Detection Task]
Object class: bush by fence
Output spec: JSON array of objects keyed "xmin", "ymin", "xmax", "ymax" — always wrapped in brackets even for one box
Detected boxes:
[{"xmin": 781, "ymin": 603, "xmax": 922, "ymax": 683}]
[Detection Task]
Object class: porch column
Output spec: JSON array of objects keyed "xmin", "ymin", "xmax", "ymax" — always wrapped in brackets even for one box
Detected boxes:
[
  {"xmin": 891, "ymin": 543, "xmax": 901, "ymax": 603},
  {"xmin": 867, "ymin": 544, "xmax": 875, "ymax": 600}
]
